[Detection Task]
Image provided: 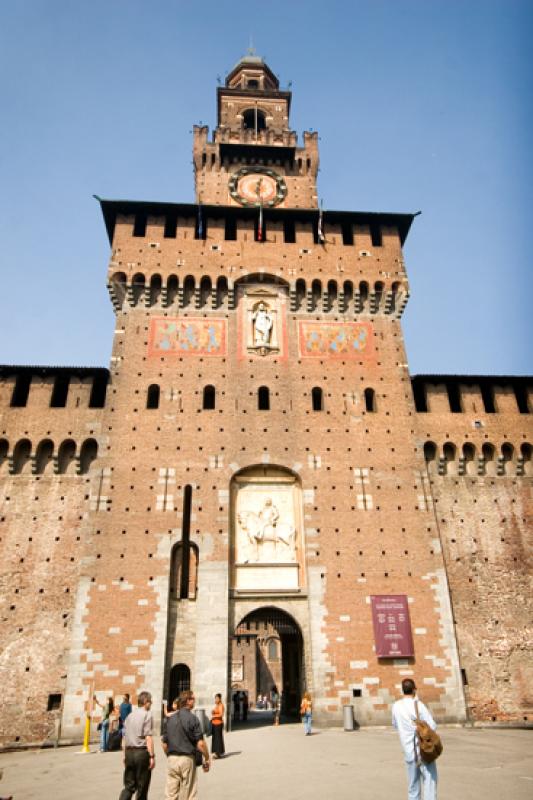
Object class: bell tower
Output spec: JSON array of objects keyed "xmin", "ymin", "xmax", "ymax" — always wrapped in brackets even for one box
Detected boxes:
[{"xmin": 193, "ymin": 51, "xmax": 319, "ymax": 209}]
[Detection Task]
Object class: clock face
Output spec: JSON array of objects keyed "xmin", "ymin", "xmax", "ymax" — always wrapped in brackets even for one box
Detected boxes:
[{"xmin": 229, "ymin": 168, "xmax": 287, "ymax": 207}]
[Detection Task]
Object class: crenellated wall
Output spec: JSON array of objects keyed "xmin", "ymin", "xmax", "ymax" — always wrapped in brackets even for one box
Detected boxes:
[{"xmin": 412, "ymin": 375, "xmax": 533, "ymax": 723}]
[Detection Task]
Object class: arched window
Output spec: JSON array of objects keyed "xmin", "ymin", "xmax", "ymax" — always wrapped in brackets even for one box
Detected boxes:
[
  {"xmin": 521, "ymin": 443, "xmax": 532, "ymax": 475},
  {"xmin": 147, "ymin": 384, "xmax": 160, "ymax": 409},
  {"xmin": 267, "ymin": 639, "xmax": 278, "ymax": 661},
  {"xmin": 79, "ymin": 439, "xmax": 98, "ymax": 475},
  {"xmin": 167, "ymin": 275, "xmax": 179, "ymax": 306},
  {"xmin": 0, "ymin": 439, "xmax": 8, "ymax": 474},
  {"xmin": 443, "ymin": 442, "xmax": 456, "ymax": 475},
  {"xmin": 35, "ymin": 439, "xmax": 54, "ymax": 475},
  {"xmin": 311, "ymin": 387, "xmax": 323, "ymax": 412},
  {"xmin": 200, "ymin": 276, "xmax": 212, "ymax": 307},
  {"xmin": 462, "ymin": 443, "xmax": 476, "ymax": 476},
  {"xmin": 131, "ymin": 273, "xmax": 146, "ymax": 305},
  {"xmin": 500, "ymin": 443, "xmax": 514, "ymax": 475},
  {"xmin": 168, "ymin": 663, "xmax": 191, "ymax": 705},
  {"xmin": 258, "ymin": 386, "xmax": 270, "ymax": 411},
  {"xmin": 183, "ymin": 275, "xmax": 195, "ymax": 306},
  {"xmin": 216, "ymin": 276, "xmax": 228, "ymax": 308},
  {"xmin": 110, "ymin": 271, "xmax": 127, "ymax": 308},
  {"xmin": 482, "ymin": 442, "xmax": 496, "ymax": 476},
  {"xmin": 311, "ymin": 280, "xmax": 322, "ymax": 311},
  {"xmin": 364, "ymin": 388, "xmax": 376, "ymax": 412},
  {"xmin": 343, "ymin": 281, "xmax": 354, "ymax": 312},
  {"xmin": 295, "ymin": 279, "xmax": 306, "ymax": 311},
  {"xmin": 203, "ymin": 385, "xmax": 216, "ymax": 410},
  {"xmin": 170, "ymin": 542, "xmax": 197, "ymax": 600},
  {"xmin": 424, "ymin": 441, "xmax": 437, "ymax": 464},
  {"xmin": 359, "ymin": 281, "xmax": 369, "ymax": 308},
  {"xmin": 327, "ymin": 280, "xmax": 337, "ymax": 312},
  {"xmin": 149, "ymin": 274, "xmax": 162, "ymax": 306},
  {"xmin": 242, "ymin": 108, "xmax": 266, "ymax": 130},
  {"xmin": 57, "ymin": 439, "xmax": 76, "ymax": 475},
  {"xmin": 12, "ymin": 439, "xmax": 32, "ymax": 475}
]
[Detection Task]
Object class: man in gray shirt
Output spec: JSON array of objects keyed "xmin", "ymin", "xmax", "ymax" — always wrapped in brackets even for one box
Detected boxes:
[{"xmin": 119, "ymin": 691, "xmax": 155, "ymax": 800}]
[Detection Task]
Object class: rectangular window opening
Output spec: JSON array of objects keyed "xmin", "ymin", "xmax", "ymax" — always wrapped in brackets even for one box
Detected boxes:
[
  {"xmin": 47, "ymin": 693, "xmax": 62, "ymax": 711},
  {"xmin": 461, "ymin": 668, "xmax": 468, "ymax": 686},
  {"xmin": 284, "ymin": 219, "xmax": 296, "ymax": 243},
  {"xmin": 11, "ymin": 374, "xmax": 32, "ymax": 408},
  {"xmin": 370, "ymin": 222, "xmax": 382, "ymax": 247},
  {"xmin": 225, "ymin": 217, "xmax": 237, "ymax": 241},
  {"xmin": 352, "ymin": 688, "xmax": 362, "ymax": 698},
  {"xmin": 89, "ymin": 373, "xmax": 108, "ymax": 408},
  {"xmin": 514, "ymin": 384, "xmax": 530, "ymax": 414},
  {"xmin": 342, "ymin": 222, "xmax": 354, "ymax": 246},
  {"xmin": 164, "ymin": 215, "xmax": 177, "ymax": 238},
  {"xmin": 447, "ymin": 383, "xmax": 462, "ymax": 413},
  {"xmin": 50, "ymin": 375, "xmax": 70, "ymax": 408},
  {"xmin": 133, "ymin": 214, "xmax": 147, "ymax": 237},
  {"xmin": 411, "ymin": 380, "xmax": 428, "ymax": 413},
  {"xmin": 480, "ymin": 383, "xmax": 496, "ymax": 414}
]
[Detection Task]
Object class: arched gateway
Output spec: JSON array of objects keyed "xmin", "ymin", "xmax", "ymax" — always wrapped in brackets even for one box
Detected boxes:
[{"xmin": 231, "ymin": 607, "xmax": 304, "ymax": 718}]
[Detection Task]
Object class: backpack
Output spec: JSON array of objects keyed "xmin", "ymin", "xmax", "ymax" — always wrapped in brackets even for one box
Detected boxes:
[{"xmin": 414, "ymin": 700, "xmax": 443, "ymax": 764}]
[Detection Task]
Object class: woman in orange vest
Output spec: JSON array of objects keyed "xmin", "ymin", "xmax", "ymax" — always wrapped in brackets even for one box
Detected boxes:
[{"xmin": 211, "ymin": 693, "xmax": 225, "ymax": 758}]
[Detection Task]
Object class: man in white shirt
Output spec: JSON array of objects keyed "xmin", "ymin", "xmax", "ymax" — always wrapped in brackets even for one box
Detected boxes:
[{"xmin": 392, "ymin": 678, "xmax": 438, "ymax": 800}]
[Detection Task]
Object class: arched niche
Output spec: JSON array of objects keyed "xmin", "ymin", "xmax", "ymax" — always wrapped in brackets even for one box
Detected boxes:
[
  {"xmin": 230, "ymin": 465, "xmax": 304, "ymax": 593},
  {"xmin": 168, "ymin": 663, "xmax": 191, "ymax": 708}
]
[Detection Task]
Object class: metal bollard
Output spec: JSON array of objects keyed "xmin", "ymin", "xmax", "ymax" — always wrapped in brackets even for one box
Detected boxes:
[{"xmin": 343, "ymin": 704, "xmax": 355, "ymax": 731}]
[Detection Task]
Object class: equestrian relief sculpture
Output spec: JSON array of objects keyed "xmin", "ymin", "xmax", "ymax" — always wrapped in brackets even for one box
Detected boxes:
[{"xmin": 237, "ymin": 497, "xmax": 296, "ymax": 563}]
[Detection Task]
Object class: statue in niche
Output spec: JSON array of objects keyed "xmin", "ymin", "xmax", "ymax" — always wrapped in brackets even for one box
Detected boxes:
[
  {"xmin": 252, "ymin": 302, "xmax": 273, "ymax": 348},
  {"xmin": 237, "ymin": 497, "xmax": 296, "ymax": 563}
]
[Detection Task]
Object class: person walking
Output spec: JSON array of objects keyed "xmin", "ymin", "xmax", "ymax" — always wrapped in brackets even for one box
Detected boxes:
[
  {"xmin": 118, "ymin": 690, "xmax": 155, "ymax": 800},
  {"xmin": 94, "ymin": 695, "xmax": 114, "ymax": 752},
  {"xmin": 300, "ymin": 691, "xmax": 312, "ymax": 735},
  {"xmin": 210, "ymin": 693, "xmax": 225, "ymax": 759},
  {"xmin": 270, "ymin": 685, "xmax": 280, "ymax": 726},
  {"xmin": 392, "ymin": 678, "xmax": 438, "ymax": 800},
  {"xmin": 161, "ymin": 689, "xmax": 210, "ymax": 800}
]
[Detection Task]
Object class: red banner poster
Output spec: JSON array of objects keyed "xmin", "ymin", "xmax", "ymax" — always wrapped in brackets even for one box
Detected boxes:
[{"xmin": 370, "ymin": 595, "xmax": 414, "ymax": 658}]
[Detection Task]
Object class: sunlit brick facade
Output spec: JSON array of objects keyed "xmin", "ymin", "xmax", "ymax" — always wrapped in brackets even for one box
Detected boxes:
[{"xmin": 1, "ymin": 54, "xmax": 531, "ymax": 747}]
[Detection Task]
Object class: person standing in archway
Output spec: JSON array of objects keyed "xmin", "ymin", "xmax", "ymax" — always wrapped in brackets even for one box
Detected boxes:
[
  {"xmin": 210, "ymin": 694, "xmax": 225, "ymax": 759},
  {"xmin": 270, "ymin": 686, "xmax": 280, "ymax": 726}
]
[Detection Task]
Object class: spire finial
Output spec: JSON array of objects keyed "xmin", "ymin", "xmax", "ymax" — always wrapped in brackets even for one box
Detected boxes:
[{"xmin": 247, "ymin": 35, "xmax": 255, "ymax": 56}]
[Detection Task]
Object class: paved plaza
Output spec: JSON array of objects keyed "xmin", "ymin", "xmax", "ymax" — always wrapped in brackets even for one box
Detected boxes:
[{"xmin": 0, "ymin": 721, "xmax": 531, "ymax": 799}]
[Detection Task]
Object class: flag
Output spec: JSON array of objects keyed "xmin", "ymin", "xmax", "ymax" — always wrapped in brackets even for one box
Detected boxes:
[
  {"xmin": 258, "ymin": 202, "xmax": 263, "ymax": 242},
  {"xmin": 318, "ymin": 201, "xmax": 325, "ymax": 243},
  {"xmin": 197, "ymin": 202, "xmax": 204, "ymax": 239}
]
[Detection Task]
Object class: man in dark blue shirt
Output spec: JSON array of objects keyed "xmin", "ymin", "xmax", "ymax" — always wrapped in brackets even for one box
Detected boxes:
[
  {"xmin": 161, "ymin": 690, "xmax": 210, "ymax": 799},
  {"xmin": 119, "ymin": 693, "xmax": 133, "ymax": 730}
]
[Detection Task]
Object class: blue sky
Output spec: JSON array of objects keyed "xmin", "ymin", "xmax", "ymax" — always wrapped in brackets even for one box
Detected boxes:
[{"xmin": 1, "ymin": 0, "xmax": 531, "ymax": 375}]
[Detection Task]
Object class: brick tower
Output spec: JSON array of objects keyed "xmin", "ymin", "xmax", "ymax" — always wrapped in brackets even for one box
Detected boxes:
[
  {"xmin": 1, "ymin": 53, "xmax": 531, "ymax": 747},
  {"xmin": 88, "ymin": 51, "xmax": 468, "ymax": 730}
]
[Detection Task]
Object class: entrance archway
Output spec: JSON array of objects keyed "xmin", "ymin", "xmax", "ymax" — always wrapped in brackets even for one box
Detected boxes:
[{"xmin": 231, "ymin": 607, "xmax": 303, "ymax": 723}]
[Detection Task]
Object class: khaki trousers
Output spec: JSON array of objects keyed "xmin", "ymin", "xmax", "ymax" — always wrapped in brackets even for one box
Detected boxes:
[{"xmin": 165, "ymin": 754, "xmax": 198, "ymax": 800}]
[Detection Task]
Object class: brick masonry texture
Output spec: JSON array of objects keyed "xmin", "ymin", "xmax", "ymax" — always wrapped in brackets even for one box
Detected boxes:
[{"xmin": 0, "ymin": 55, "xmax": 531, "ymax": 747}]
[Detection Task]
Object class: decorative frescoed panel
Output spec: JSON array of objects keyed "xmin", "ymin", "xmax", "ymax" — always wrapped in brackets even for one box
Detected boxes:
[
  {"xmin": 148, "ymin": 317, "xmax": 227, "ymax": 357},
  {"xmin": 298, "ymin": 321, "xmax": 373, "ymax": 359}
]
